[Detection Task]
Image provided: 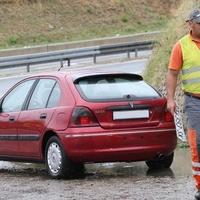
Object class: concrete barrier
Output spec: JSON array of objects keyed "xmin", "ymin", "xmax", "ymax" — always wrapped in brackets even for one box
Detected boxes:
[{"xmin": 0, "ymin": 31, "xmax": 161, "ymax": 57}]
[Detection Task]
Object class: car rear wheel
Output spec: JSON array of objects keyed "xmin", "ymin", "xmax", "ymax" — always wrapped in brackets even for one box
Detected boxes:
[
  {"xmin": 45, "ymin": 136, "xmax": 84, "ymax": 179},
  {"xmin": 145, "ymin": 152, "xmax": 174, "ymax": 170}
]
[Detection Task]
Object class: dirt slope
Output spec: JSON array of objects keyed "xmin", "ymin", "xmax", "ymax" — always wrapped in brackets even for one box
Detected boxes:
[{"xmin": 0, "ymin": 0, "xmax": 180, "ymax": 48}]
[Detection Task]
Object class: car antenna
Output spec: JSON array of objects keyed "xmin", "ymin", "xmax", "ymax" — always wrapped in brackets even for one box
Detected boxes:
[{"xmin": 58, "ymin": 60, "xmax": 64, "ymax": 71}]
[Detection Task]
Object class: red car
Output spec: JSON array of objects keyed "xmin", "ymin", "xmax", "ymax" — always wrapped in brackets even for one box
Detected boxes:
[{"xmin": 0, "ymin": 70, "xmax": 177, "ymax": 178}]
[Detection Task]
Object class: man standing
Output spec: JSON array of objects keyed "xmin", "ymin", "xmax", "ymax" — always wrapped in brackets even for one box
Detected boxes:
[{"xmin": 166, "ymin": 9, "xmax": 200, "ymax": 200}]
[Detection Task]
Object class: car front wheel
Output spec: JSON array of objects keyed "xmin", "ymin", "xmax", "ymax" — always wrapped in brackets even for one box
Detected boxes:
[
  {"xmin": 145, "ymin": 152, "xmax": 174, "ymax": 170},
  {"xmin": 45, "ymin": 136, "xmax": 84, "ymax": 179}
]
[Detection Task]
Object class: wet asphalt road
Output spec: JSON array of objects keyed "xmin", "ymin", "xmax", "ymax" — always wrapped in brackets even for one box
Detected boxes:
[{"xmin": 0, "ymin": 148, "xmax": 195, "ymax": 200}]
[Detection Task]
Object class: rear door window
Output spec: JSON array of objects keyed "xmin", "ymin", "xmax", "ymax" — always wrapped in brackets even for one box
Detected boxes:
[
  {"xmin": 28, "ymin": 79, "xmax": 56, "ymax": 110},
  {"xmin": 75, "ymin": 74, "xmax": 160, "ymax": 101},
  {"xmin": 47, "ymin": 83, "xmax": 61, "ymax": 108}
]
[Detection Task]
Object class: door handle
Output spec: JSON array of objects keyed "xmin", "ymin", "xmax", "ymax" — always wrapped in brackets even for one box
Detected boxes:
[
  {"xmin": 40, "ymin": 113, "xmax": 47, "ymax": 119},
  {"xmin": 9, "ymin": 116, "xmax": 15, "ymax": 121}
]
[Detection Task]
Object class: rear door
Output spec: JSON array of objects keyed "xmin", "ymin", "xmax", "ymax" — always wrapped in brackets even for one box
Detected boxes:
[{"xmin": 17, "ymin": 78, "xmax": 61, "ymax": 157}]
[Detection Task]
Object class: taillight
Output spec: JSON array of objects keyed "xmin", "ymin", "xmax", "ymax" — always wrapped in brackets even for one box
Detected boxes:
[
  {"xmin": 164, "ymin": 110, "xmax": 174, "ymax": 122},
  {"xmin": 69, "ymin": 107, "xmax": 99, "ymax": 127}
]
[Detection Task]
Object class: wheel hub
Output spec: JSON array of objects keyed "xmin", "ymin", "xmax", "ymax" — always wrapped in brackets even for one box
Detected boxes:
[{"xmin": 47, "ymin": 142, "xmax": 62, "ymax": 174}]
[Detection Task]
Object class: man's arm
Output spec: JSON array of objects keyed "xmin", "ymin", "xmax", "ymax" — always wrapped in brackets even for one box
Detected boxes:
[{"xmin": 166, "ymin": 69, "xmax": 179, "ymax": 115}]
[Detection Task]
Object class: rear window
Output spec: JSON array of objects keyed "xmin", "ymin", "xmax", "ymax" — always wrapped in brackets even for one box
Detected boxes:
[{"xmin": 75, "ymin": 74, "xmax": 160, "ymax": 101}]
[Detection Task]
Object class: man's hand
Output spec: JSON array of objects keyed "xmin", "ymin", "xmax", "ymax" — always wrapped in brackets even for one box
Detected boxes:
[
  {"xmin": 166, "ymin": 69, "xmax": 179, "ymax": 116},
  {"xmin": 167, "ymin": 98, "xmax": 176, "ymax": 116}
]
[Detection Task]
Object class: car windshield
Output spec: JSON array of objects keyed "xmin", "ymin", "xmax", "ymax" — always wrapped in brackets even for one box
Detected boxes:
[{"xmin": 75, "ymin": 74, "xmax": 160, "ymax": 101}]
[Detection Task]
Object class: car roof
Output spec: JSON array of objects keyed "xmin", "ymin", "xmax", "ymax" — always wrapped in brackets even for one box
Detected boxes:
[{"xmin": 26, "ymin": 68, "xmax": 143, "ymax": 81}]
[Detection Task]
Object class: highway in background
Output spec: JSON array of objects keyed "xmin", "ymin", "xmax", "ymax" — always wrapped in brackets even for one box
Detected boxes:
[{"xmin": 0, "ymin": 58, "xmax": 148, "ymax": 98}]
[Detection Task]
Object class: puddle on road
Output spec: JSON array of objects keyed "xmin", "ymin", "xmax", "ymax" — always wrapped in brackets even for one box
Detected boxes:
[
  {"xmin": 0, "ymin": 148, "xmax": 191, "ymax": 179},
  {"xmin": 86, "ymin": 148, "xmax": 191, "ymax": 179}
]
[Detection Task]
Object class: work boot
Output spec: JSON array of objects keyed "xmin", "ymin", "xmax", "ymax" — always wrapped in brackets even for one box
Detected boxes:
[{"xmin": 195, "ymin": 190, "xmax": 200, "ymax": 200}]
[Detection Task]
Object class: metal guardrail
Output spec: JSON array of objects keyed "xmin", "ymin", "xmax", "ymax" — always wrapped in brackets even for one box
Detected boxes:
[
  {"xmin": 0, "ymin": 40, "xmax": 155, "ymax": 72},
  {"xmin": 0, "ymin": 31, "xmax": 161, "ymax": 57}
]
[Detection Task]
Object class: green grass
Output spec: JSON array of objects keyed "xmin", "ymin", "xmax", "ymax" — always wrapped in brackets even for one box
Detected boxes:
[
  {"xmin": 143, "ymin": 0, "xmax": 196, "ymax": 87},
  {"xmin": 0, "ymin": 17, "xmax": 170, "ymax": 49},
  {"xmin": 0, "ymin": 0, "xmax": 179, "ymax": 49}
]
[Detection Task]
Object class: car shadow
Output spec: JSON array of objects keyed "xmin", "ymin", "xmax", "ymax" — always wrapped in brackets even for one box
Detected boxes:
[{"xmin": 146, "ymin": 168, "xmax": 175, "ymax": 178}]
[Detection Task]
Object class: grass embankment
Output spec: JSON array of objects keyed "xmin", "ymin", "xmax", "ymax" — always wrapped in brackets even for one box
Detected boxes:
[
  {"xmin": 144, "ymin": 0, "xmax": 200, "ymax": 147},
  {"xmin": 144, "ymin": 0, "xmax": 199, "ymax": 86},
  {"xmin": 0, "ymin": 0, "xmax": 180, "ymax": 49}
]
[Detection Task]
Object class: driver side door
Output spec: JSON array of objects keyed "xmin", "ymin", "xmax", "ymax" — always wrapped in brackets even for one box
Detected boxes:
[{"xmin": 0, "ymin": 79, "xmax": 35, "ymax": 156}]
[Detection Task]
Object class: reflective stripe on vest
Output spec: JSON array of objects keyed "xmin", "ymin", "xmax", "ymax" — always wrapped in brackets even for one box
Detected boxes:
[{"xmin": 180, "ymin": 34, "xmax": 200, "ymax": 93}]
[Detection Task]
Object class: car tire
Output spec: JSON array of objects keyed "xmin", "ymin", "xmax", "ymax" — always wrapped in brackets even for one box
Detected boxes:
[
  {"xmin": 45, "ymin": 136, "xmax": 84, "ymax": 179},
  {"xmin": 145, "ymin": 152, "xmax": 174, "ymax": 170}
]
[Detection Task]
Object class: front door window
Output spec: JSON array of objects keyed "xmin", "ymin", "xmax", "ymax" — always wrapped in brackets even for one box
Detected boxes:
[{"xmin": 2, "ymin": 80, "xmax": 35, "ymax": 113}]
